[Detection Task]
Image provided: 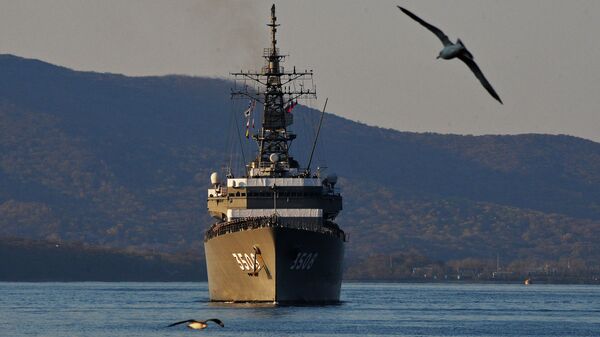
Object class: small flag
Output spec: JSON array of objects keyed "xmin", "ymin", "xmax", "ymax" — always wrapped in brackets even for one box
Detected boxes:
[
  {"xmin": 243, "ymin": 100, "xmax": 255, "ymax": 140},
  {"xmin": 285, "ymin": 100, "xmax": 298, "ymax": 113},
  {"xmin": 243, "ymin": 100, "xmax": 255, "ymax": 117}
]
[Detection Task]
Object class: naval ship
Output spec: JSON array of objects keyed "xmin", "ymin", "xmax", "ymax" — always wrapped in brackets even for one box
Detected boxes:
[{"xmin": 204, "ymin": 5, "xmax": 346, "ymax": 303}]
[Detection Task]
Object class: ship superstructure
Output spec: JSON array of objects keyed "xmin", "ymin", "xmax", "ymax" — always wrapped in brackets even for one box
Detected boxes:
[{"xmin": 204, "ymin": 4, "xmax": 345, "ymax": 303}]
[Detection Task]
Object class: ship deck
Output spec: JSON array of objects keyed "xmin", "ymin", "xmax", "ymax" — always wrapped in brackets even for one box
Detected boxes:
[{"xmin": 204, "ymin": 215, "xmax": 346, "ymax": 242}]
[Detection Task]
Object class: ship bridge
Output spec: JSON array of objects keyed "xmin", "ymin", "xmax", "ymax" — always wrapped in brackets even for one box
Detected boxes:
[{"xmin": 207, "ymin": 177, "xmax": 342, "ymax": 224}]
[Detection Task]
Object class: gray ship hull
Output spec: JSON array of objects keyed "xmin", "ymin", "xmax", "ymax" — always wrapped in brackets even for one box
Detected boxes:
[{"xmin": 204, "ymin": 226, "xmax": 344, "ymax": 303}]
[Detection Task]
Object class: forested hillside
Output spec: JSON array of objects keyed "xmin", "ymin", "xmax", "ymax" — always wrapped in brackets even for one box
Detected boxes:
[{"xmin": 1, "ymin": 54, "xmax": 599, "ymax": 280}]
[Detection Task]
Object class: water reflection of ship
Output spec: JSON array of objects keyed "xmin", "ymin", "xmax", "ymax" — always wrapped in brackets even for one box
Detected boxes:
[{"xmin": 203, "ymin": 4, "xmax": 346, "ymax": 303}]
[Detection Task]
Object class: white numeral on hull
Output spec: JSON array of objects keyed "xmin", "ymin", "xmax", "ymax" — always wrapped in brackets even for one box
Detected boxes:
[
  {"xmin": 232, "ymin": 253, "xmax": 260, "ymax": 271},
  {"xmin": 290, "ymin": 252, "xmax": 318, "ymax": 270}
]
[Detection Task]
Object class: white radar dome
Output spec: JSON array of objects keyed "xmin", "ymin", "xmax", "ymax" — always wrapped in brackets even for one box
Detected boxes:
[
  {"xmin": 269, "ymin": 153, "xmax": 280, "ymax": 163},
  {"xmin": 210, "ymin": 172, "xmax": 219, "ymax": 186}
]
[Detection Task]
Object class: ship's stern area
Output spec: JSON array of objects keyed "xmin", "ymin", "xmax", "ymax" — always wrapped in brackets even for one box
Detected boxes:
[{"xmin": 204, "ymin": 216, "xmax": 345, "ymax": 303}]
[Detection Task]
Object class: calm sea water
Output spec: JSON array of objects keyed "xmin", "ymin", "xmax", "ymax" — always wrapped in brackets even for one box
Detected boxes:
[{"xmin": 0, "ymin": 282, "xmax": 599, "ymax": 337}]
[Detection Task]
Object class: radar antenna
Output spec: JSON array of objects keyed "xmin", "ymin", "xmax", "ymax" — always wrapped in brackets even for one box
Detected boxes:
[{"xmin": 231, "ymin": 4, "xmax": 317, "ymax": 178}]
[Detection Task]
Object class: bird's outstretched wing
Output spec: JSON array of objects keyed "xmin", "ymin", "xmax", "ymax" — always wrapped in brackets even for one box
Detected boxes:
[
  {"xmin": 458, "ymin": 54, "xmax": 503, "ymax": 104},
  {"xmin": 167, "ymin": 319, "xmax": 193, "ymax": 327},
  {"xmin": 397, "ymin": 6, "xmax": 451, "ymax": 46},
  {"xmin": 203, "ymin": 318, "xmax": 225, "ymax": 327}
]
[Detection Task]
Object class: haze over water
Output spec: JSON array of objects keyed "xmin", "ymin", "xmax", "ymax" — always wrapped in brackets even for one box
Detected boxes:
[{"xmin": 1, "ymin": 282, "xmax": 599, "ymax": 336}]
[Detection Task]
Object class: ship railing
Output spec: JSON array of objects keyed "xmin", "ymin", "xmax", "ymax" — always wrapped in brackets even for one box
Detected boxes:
[
  {"xmin": 204, "ymin": 215, "xmax": 346, "ymax": 242},
  {"xmin": 255, "ymin": 161, "xmax": 275, "ymax": 168},
  {"xmin": 263, "ymin": 48, "xmax": 280, "ymax": 57}
]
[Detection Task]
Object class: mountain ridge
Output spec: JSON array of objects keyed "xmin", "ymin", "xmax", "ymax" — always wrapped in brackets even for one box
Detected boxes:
[{"xmin": 1, "ymin": 54, "xmax": 599, "ymax": 278}]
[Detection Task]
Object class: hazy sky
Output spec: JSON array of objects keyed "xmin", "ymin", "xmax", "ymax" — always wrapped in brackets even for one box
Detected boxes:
[{"xmin": 1, "ymin": 0, "xmax": 599, "ymax": 142}]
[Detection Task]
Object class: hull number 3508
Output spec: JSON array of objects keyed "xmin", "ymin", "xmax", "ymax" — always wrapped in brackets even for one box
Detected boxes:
[
  {"xmin": 232, "ymin": 253, "xmax": 260, "ymax": 271},
  {"xmin": 290, "ymin": 252, "xmax": 318, "ymax": 270}
]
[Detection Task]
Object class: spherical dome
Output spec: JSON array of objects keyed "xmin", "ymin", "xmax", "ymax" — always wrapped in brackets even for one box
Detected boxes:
[
  {"xmin": 210, "ymin": 172, "xmax": 219, "ymax": 185},
  {"xmin": 269, "ymin": 153, "xmax": 280, "ymax": 163}
]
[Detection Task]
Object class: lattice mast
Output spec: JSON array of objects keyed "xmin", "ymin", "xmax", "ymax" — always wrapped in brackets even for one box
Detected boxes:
[{"xmin": 231, "ymin": 4, "xmax": 316, "ymax": 177}]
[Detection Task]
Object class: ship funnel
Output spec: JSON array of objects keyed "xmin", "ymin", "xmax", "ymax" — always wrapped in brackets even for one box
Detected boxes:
[{"xmin": 210, "ymin": 172, "xmax": 219, "ymax": 186}]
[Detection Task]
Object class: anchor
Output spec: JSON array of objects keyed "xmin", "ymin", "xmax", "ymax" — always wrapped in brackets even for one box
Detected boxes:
[{"xmin": 248, "ymin": 245, "xmax": 272, "ymax": 279}]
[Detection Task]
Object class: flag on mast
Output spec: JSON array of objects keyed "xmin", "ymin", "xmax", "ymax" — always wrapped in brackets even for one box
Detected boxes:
[
  {"xmin": 285, "ymin": 100, "xmax": 298, "ymax": 113},
  {"xmin": 242, "ymin": 99, "xmax": 255, "ymax": 139},
  {"xmin": 243, "ymin": 99, "xmax": 256, "ymax": 117}
]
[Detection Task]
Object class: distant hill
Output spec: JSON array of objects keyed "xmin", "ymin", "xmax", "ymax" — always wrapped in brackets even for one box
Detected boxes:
[
  {"xmin": 0, "ymin": 237, "xmax": 203, "ymax": 281},
  {"xmin": 1, "ymin": 54, "xmax": 599, "ymax": 279}
]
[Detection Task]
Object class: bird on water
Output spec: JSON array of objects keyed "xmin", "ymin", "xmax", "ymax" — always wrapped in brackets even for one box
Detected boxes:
[
  {"xmin": 167, "ymin": 318, "xmax": 224, "ymax": 330},
  {"xmin": 397, "ymin": 6, "xmax": 503, "ymax": 104}
]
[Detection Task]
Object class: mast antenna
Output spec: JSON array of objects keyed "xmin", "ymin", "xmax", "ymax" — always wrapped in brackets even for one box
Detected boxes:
[
  {"xmin": 230, "ymin": 4, "xmax": 317, "ymax": 177},
  {"xmin": 306, "ymin": 98, "xmax": 328, "ymax": 174}
]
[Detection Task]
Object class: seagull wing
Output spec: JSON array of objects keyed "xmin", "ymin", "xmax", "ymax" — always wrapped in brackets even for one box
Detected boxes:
[
  {"xmin": 167, "ymin": 319, "xmax": 194, "ymax": 327},
  {"xmin": 203, "ymin": 318, "xmax": 225, "ymax": 327},
  {"xmin": 458, "ymin": 54, "xmax": 503, "ymax": 104},
  {"xmin": 397, "ymin": 6, "xmax": 451, "ymax": 46}
]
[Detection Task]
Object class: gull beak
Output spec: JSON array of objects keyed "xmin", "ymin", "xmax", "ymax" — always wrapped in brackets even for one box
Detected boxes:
[{"xmin": 436, "ymin": 55, "xmax": 441, "ymax": 59}]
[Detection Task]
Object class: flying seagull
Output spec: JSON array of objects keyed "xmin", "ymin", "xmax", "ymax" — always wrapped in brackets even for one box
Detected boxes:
[
  {"xmin": 397, "ymin": 6, "xmax": 503, "ymax": 104},
  {"xmin": 167, "ymin": 318, "xmax": 224, "ymax": 330}
]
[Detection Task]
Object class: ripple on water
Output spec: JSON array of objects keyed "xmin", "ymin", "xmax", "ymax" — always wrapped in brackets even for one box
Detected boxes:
[{"xmin": 0, "ymin": 282, "xmax": 599, "ymax": 337}]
